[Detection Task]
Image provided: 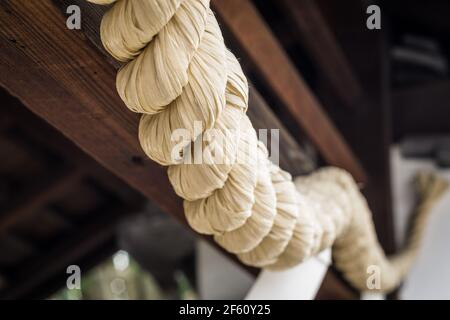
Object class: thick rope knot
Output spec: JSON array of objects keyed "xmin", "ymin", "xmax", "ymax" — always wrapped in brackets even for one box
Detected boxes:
[{"xmin": 88, "ymin": 0, "xmax": 449, "ymax": 293}]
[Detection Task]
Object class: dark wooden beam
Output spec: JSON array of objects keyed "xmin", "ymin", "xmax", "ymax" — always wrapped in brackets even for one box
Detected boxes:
[
  {"xmin": 0, "ymin": 205, "xmax": 130, "ymax": 299},
  {"xmin": 0, "ymin": 0, "xmax": 356, "ymax": 299},
  {"xmin": 0, "ymin": 0, "xmax": 309, "ymax": 271},
  {"xmin": 0, "ymin": 168, "xmax": 83, "ymax": 234},
  {"xmin": 55, "ymin": 0, "xmax": 355, "ymax": 300},
  {"xmin": 212, "ymin": 0, "xmax": 367, "ymax": 183},
  {"xmin": 247, "ymin": 88, "xmax": 315, "ymax": 176},
  {"xmin": 0, "ymin": 112, "xmax": 14, "ymax": 131},
  {"xmin": 0, "ymin": 0, "xmax": 184, "ymax": 223},
  {"xmin": 1, "ymin": 94, "xmax": 145, "ymax": 206},
  {"xmin": 316, "ymin": 268, "xmax": 358, "ymax": 300},
  {"xmin": 387, "ymin": 0, "xmax": 450, "ymax": 34},
  {"xmin": 278, "ymin": 0, "xmax": 363, "ymax": 109},
  {"xmin": 315, "ymin": 2, "xmax": 396, "ymax": 297},
  {"xmin": 49, "ymin": 0, "xmax": 316, "ymax": 177},
  {"xmin": 393, "ymin": 81, "xmax": 450, "ymax": 138}
]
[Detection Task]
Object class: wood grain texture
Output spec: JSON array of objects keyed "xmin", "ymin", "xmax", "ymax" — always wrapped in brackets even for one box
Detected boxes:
[
  {"xmin": 51, "ymin": 0, "xmax": 315, "ymax": 178},
  {"xmin": 2, "ymin": 206, "xmax": 126, "ymax": 299},
  {"xmin": 212, "ymin": 0, "xmax": 367, "ymax": 183},
  {"xmin": 315, "ymin": 1, "xmax": 395, "ymax": 299},
  {"xmin": 0, "ymin": 168, "xmax": 83, "ymax": 234},
  {"xmin": 0, "ymin": 0, "xmax": 183, "ymax": 221},
  {"xmin": 278, "ymin": 0, "xmax": 364, "ymax": 109},
  {"xmin": 0, "ymin": 0, "xmax": 309, "ymax": 275},
  {"xmin": 0, "ymin": 0, "xmax": 356, "ymax": 299}
]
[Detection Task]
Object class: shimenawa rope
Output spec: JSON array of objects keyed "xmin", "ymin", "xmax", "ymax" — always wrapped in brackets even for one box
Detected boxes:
[{"xmin": 86, "ymin": 0, "xmax": 448, "ymax": 293}]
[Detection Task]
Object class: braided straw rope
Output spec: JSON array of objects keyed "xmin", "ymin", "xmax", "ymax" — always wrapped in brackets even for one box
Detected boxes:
[{"xmin": 87, "ymin": 0, "xmax": 448, "ymax": 293}]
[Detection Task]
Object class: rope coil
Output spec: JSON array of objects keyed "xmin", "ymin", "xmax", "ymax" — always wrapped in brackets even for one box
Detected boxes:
[{"xmin": 87, "ymin": 0, "xmax": 448, "ymax": 293}]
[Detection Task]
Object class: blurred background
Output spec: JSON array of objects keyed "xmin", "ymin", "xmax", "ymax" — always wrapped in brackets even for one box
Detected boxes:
[{"xmin": 0, "ymin": 0, "xmax": 450, "ymax": 299}]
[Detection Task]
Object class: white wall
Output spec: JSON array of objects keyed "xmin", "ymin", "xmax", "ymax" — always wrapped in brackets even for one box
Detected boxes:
[
  {"xmin": 196, "ymin": 241, "xmax": 254, "ymax": 299},
  {"xmin": 196, "ymin": 149, "xmax": 450, "ymax": 300},
  {"xmin": 391, "ymin": 147, "xmax": 450, "ymax": 299}
]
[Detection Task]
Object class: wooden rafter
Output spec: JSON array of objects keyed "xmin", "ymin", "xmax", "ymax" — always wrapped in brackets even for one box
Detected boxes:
[
  {"xmin": 212, "ymin": 0, "xmax": 367, "ymax": 183},
  {"xmin": 0, "ymin": 168, "xmax": 83, "ymax": 234},
  {"xmin": 278, "ymin": 0, "xmax": 364, "ymax": 109},
  {"xmin": 1, "ymin": 96, "xmax": 145, "ymax": 206},
  {"xmin": 0, "ymin": 205, "xmax": 131, "ymax": 299},
  {"xmin": 0, "ymin": 0, "xmax": 311, "ymax": 267},
  {"xmin": 0, "ymin": 0, "xmax": 357, "ymax": 299},
  {"xmin": 313, "ymin": 0, "xmax": 396, "ymax": 272}
]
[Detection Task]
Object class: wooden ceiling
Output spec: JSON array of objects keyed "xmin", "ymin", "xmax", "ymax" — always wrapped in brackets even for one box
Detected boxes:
[
  {"xmin": 0, "ymin": 89, "xmax": 146, "ymax": 299},
  {"xmin": 1, "ymin": 0, "xmax": 448, "ymax": 299}
]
